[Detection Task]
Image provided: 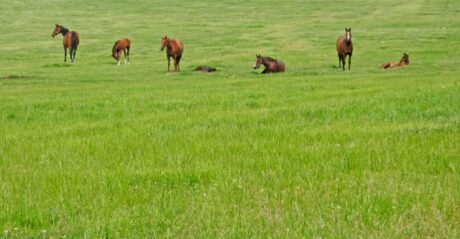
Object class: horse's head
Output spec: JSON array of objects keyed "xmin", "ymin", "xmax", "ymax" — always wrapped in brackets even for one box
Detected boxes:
[
  {"xmin": 112, "ymin": 51, "xmax": 119, "ymax": 60},
  {"xmin": 345, "ymin": 28, "xmax": 352, "ymax": 43},
  {"xmin": 160, "ymin": 36, "xmax": 168, "ymax": 51},
  {"xmin": 51, "ymin": 24, "xmax": 62, "ymax": 38},
  {"xmin": 402, "ymin": 53, "xmax": 409, "ymax": 64},
  {"xmin": 253, "ymin": 54, "xmax": 263, "ymax": 69}
]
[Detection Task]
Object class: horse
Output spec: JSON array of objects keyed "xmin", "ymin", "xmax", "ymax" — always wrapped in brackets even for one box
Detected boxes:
[
  {"xmin": 112, "ymin": 38, "xmax": 130, "ymax": 65},
  {"xmin": 160, "ymin": 36, "xmax": 184, "ymax": 72},
  {"xmin": 336, "ymin": 28, "xmax": 353, "ymax": 71},
  {"xmin": 194, "ymin": 66, "xmax": 217, "ymax": 72},
  {"xmin": 380, "ymin": 53, "xmax": 409, "ymax": 69},
  {"xmin": 51, "ymin": 24, "xmax": 79, "ymax": 63},
  {"xmin": 253, "ymin": 54, "xmax": 285, "ymax": 74}
]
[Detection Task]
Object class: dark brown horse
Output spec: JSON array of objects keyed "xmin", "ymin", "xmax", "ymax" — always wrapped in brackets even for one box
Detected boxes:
[
  {"xmin": 112, "ymin": 38, "xmax": 130, "ymax": 65},
  {"xmin": 160, "ymin": 36, "xmax": 184, "ymax": 72},
  {"xmin": 380, "ymin": 53, "xmax": 409, "ymax": 69},
  {"xmin": 336, "ymin": 28, "xmax": 353, "ymax": 71},
  {"xmin": 51, "ymin": 24, "xmax": 79, "ymax": 63},
  {"xmin": 194, "ymin": 66, "xmax": 217, "ymax": 72},
  {"xmin": 253, "ymin": 54, "xmax": 285, "ymax": 74}
]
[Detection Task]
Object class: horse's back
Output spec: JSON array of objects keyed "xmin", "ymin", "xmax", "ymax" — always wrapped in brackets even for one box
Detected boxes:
[
  {"xmin": 194, "ymin": 66, "xmax": 216, "ymax": 72},
  {"xmin": 113, "ymin": 38, "xmax": 130, "ymax": 53},
  {"xmin": 174, "ymin": 39, "xmax": 184, "ymax": 54},
  {"xmin": 62, "ymin": 31, "xmax": 79, "ymax": 49},
  {"xmin": 277, "ymin": 60, "xmax": 285, "ymax": 72},
  {"xmin": 121, "ymin": 38, "xmax": 130, "ymax": 48}
]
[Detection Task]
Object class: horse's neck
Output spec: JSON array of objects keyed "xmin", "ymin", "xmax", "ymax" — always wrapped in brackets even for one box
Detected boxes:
[
  {"xmin": 262, "ymin": 59, "xmax": 274, "ymax": 67},
  {"xmin": 60, "ymin": 28, "xmax": 69, "ymax": 36},
  {"xmin": 262, "ymin": 57, "xmax": 276, "ymax": 64},
  {"xmin": 165, "ymin": 39, "xmax": 174, "ymax": 49},
  {"xmin": 261, "ymin": 59, "xmax": 269, "ymax": 66}
]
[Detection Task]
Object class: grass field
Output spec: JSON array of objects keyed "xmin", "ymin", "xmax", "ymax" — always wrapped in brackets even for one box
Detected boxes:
[{"xmin": 1, "ymin": 0, "xmax": 459, "ymax": 237}]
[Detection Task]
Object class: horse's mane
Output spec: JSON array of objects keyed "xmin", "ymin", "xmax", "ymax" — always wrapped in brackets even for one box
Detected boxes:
[
  {"xmin": 262, "ymin": 56, "xmax": 277, "ymax": 62},
  {"xmin": 59, "ymin": 25, "xmax": 69, "ymax": 34},
  {"xmin": 112, "ymin": 40, "xmax": 120, "ymax": 54}
]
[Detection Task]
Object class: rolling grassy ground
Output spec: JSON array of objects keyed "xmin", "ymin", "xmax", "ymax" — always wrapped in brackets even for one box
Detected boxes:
[{"xmin": 1, "ymin": 0, "xmax": 459, "ymax": 237}]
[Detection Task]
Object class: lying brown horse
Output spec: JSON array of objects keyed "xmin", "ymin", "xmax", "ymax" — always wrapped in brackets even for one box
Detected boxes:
[
  {"xmin": 160, "ymin": 36, "xmax": 184, "ymax": 72},
  {"xmin": 194, "ymin": 66, "xmax": 217, "ymax": 72},
  {"xmin": 336, "ymin": 28, "xmax": 353, "ymax": 71},
  {"xmin": 51, "ymin": 24, "xmax": 79, "ymax": 63},
  {"xmin": 253, "ymin": 54, "xmax": 285, "ymax": 74},
  {"xmin": 112, "ymin": 38, "xmax": 130, "ymax": 65},
  {"xmin": 381, "ymin": 53, "xmax": 409, "ymax": 69}
]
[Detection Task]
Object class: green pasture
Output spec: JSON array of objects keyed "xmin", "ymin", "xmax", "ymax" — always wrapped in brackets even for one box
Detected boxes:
[{"xmin": 0, "ymin": 0, "xmax": 459, "ymax": 237}]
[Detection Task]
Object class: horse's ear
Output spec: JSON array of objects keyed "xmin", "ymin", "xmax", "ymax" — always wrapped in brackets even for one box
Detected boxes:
[{"xmin": 56, "ymin": 24, "xmax": 59, "ymax": 26}]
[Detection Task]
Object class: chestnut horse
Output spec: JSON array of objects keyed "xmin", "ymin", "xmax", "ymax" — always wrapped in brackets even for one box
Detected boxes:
[
  {"xmin": 160, "ymin": 36, "xmax": 184, "ymax": 72},
  {"xmin": 253, "ymin": 54, "xmax": 285, "ymax": 74},
  {"xmin": 380, "ymin": 53, "xmax": 409, "ymax": 69},
  {"xmin": 336, "ymin": 28, "xmax": 353, "ymax": 71},
  {"xmin": 112, "ymin": 38, "xmax": 130, "ymax": 65},
  {"xmin": 51, "ymin": 24, "xmax": 79, "ymax": 63}
]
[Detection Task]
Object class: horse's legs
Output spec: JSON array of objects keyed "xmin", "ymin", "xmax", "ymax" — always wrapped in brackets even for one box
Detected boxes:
[
  {"xmin": 70, "ymin": 48, "xmax": 74, "ymax": 63},
  {"xmin": 64, "ymin": 47, "xmax": 67, "ymax": 62},
  {"xmin": 338, "ymin": 53, "xmax": 342, "ymax": 69},
  {"xmin": 348, "ymin": 54, "xmax": 352, "ymax": 70},
  {"xmin": 116, "ymin": 50, "xmax": 120, "ymax": 65},
  {"xmin": 176, "ymin": 55, "xmax": 181, "ymax": 72},
  {"xmin": 73, "ymin": 48, "xmax": 77, "ymax": 63},
  {"xmin": 173, "ymin": 55, "xmax": 178, "ymax": 72},
  {"xmin": 167, "ymin": 56, "xmax": 170, "ymax": 72},
  {"xmin": 123, "ymin": 49, "xmax": 127, "ymax": 64},
  {"xmin": 126, "ymin": 47, "xmax": 130, "ymax": 64},
  {"xmin": 261, "ymin": 68, "xmax": 268, "ymax": 74},
  {"xmin": 341, "ymin": 55, "xmax": 346, "ymax": 71}
]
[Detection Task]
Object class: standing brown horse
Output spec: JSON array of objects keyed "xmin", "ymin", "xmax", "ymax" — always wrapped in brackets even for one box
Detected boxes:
[
  {"xmin": 160, "ymin": 36, "xmax": 184, "ymax": 72},
  {"xmin": 253, "ymin": 54, "xmax": 285, "ymax": 74},
  {"xmin": 51, "ymin": 24, "xmax": 79, "ymax": 63},
  {"xmin": 380, "ymin": 53, "xmax": 409, "ymax": 69},
  {"xmin": 336, "ymin": 28, "xmax": 353, "ymax": 71},
  {"xmin": 112, "ymin": 38, "xmax": 130, "ymax": 65}
]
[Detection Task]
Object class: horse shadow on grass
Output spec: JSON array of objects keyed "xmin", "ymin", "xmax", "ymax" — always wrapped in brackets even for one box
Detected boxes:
[{"xmin": 41, "ymin": 63, "xmax": 72, "ymax": 68}]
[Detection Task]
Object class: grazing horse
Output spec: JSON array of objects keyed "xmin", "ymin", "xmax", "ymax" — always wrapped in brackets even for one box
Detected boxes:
[
  {"xmin": 160, "ymin": 36, "xmax": 184, "ymax": 72},
  {"xmin": 194, "ymin": 66, "xmax": 217, "ymax": 72},
  {"xmin": 380, "ymin": 53, "xmax": 409, "ymax": 69},
  {"xmin": 112, "ymin": 38, "xmax": 130, "ymax": 65},
  {"xmin": 51, "ymin": 24, "xmax": 79, "ymax": 63},
  {"xmin": 253, "ymin": 54, "xmax": 285, "ymax": 74},
  {"xmin": 336, "ymin": 28, "xmax": 353, "ymax": 71}
]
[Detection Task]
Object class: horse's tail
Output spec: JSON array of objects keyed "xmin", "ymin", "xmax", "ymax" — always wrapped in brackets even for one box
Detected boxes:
[
  {"xmin": 112, "ymin": 40, "xmax": 120, "ymax": 56},
  {"xmin": 71, "ymin": 32, "xmax": 78, "ymax": 50}
]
